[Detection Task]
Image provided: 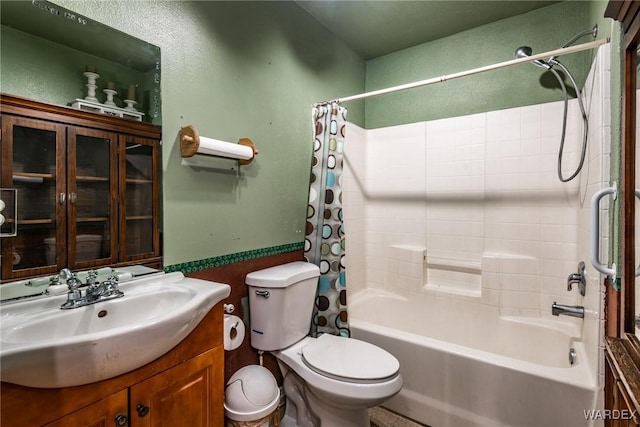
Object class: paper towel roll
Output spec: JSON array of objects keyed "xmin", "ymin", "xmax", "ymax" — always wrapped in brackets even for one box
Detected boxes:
[
  {"xmin": 224, "ymin": 314, "xmax": 245, "ymax": 351},
  {"xmin": 198, "ymin": 136, "xmax": 254, "ymax": 160}
]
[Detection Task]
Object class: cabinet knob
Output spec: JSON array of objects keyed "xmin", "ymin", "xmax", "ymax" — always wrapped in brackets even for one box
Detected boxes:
[
  {"xmin": 69, "ymin": 192, "xmax": 77, "ymax": 204},
  {"xmin": 136, "ymin": 403, "xmax": 150, "ymax": 417},
  {"xmin": 114, "ymin": 414, "xmax": 128, "ymax": 426},
  {"xmin": 58, "ymin": 193, "xmax": 66, "ymax": 204}
]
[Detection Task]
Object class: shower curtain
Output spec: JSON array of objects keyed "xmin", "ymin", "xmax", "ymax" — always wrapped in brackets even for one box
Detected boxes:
[{"xmin": 305, "ymin": 102, "xmax": 349, "ymax": 337}]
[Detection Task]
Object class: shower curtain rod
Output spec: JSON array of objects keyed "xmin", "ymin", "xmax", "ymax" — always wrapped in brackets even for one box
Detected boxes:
[{"xmin": 315, "ymin": 38, "xmax": 609, "ymax": 106}]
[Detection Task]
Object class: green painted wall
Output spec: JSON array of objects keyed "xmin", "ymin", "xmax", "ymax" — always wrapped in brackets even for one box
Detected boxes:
[
  {"xmin": 364, "ymin": 1, "xmax": 610, "ymax": 129},
  {"xmin": 3, "ymin": 0, "xmax": 624, "ymax": 271},
  {"xmin": 6, "ymin": 0, "xmax": 366, "ymax": 266}
]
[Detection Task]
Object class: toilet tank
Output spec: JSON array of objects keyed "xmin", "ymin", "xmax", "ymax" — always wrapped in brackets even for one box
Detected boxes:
[{"xmin": 246, "ymin": 261, "xmax": 320, "ymax": 351}]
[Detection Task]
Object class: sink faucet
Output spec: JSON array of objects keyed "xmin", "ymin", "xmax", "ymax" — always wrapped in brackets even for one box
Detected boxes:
[
  {"xmin": 60, "ymin": 269, "xmax": 124, "ymax": 310},
  {"xmin": 552, "ymin": 301, "xmax": 584, "ymax": 318}
]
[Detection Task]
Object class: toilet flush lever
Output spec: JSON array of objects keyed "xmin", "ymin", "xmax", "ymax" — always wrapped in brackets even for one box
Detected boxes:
[{"xmin": 255, "ymin": 290, "xmax": 270, "ymax": 298}]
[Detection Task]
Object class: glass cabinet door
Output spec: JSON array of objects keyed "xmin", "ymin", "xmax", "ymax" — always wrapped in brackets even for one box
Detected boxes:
[
  {"xmin": 120, "ymin": 136, "xmax": 159, "ymax": 261},
  {"xmin": 1, "ymin": 116, "xmax": 66, "ymax": 279},
  {"xmin": 67, "ymin": 128, "xmax": 118, "ymax": 268}
]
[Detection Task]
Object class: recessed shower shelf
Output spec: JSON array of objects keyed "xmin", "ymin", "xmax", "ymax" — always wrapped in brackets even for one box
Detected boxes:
[{"xmin": 425, "ymin": 257, "xmax": 481, "ymax": 274}]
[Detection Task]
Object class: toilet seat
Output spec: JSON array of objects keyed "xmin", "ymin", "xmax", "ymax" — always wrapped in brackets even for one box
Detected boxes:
[{"xmin": 301, "ymin": 334, "xmax": 400, "ymax": 384}]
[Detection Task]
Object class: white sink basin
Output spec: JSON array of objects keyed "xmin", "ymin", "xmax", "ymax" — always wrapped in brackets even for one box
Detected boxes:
[{"xmin": 0, "ymin": 272, "xmax": 230, "ymax": 388}]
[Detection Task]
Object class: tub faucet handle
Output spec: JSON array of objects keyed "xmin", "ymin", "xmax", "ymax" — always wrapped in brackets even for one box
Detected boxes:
[{"xmin": 567, "ymin": 261, "xmax": 586, "ymax": 296}]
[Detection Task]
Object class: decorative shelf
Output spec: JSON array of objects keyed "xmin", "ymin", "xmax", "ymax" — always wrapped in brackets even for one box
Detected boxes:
[{"xmin": 71, "ymin": 99, "xmax": 144, "ymax": 122}]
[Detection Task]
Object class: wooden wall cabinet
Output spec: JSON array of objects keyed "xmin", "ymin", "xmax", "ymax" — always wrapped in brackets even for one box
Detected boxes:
[
  {"xmin": 0, "ymin": 94, "xmax": 161, "ymax": 281},
  {"xmin": 1, "ymin": 303, "xmax": 224, "ymax": 427}
]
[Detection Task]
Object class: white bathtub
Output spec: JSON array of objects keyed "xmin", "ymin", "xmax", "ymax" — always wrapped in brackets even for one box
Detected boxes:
[{"xmin": 349, "ymin": 290, "xmax": 600, "ymax": 427}]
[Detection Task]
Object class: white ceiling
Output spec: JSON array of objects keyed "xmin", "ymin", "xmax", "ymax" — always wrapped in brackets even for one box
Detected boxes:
[{"xmin": 296, "ymin": 1, "xmax": 559, "ymax": 59}]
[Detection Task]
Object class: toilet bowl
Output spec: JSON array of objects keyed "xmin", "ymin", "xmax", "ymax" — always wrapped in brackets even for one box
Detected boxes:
[
  {"xmin": 246, "ymin": 262, "xmax": 402, "ymax": 427},
  {"xmin": 276, "ymin": 335, "xmax": 402, "ymax": 426}
]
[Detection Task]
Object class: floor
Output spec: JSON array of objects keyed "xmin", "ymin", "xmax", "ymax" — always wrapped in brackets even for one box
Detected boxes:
[{"xmin": 369, "ymin": 407, "xmax": 428, "ymax": 427}]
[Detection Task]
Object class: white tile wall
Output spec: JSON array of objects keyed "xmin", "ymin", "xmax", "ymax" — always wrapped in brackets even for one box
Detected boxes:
[{"xmin": 343, "ymin": 45, "xmax": 611, "ymax": 386}]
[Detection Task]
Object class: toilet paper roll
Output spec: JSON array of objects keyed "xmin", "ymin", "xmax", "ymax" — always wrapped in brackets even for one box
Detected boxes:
[
  {"xmin": 198, "ymin": 136, "xmax": 254, "ymax": 160},
  {"xmin": 224, "ymin": 314, "xmax": 245, "ymax": 351}
]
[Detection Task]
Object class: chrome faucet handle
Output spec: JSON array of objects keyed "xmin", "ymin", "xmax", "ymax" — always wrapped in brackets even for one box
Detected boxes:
[
  {"xmin": 103, "ymin": 275, "xmax": 121, "ymax": 295},
  {"xmin": 86, "ymin": 270, "xmax": 99, "ymax": 285},
  {"xmin": 59, "ymin": 268, "xmax": 73, "ymax": 281},
  {"xmin": 66, "ymin": 275, "xmax": 81, "ymax": 291},
  {"xmin": 86, "ymin": 282, "xmax": 104, "ymax": 300},
  {"xmin": 567, "ymin": 274, "xmax": 581, "ymax": 289},
  {"xmin": 49, "ymin": 274, "xmax": 62, "ymax": 286},
  {"xmin": 567, "ymin": 261, "xmax": 586, "ymax": 296}
]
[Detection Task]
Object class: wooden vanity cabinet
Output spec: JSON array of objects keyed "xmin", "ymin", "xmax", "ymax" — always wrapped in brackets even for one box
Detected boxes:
[
  {"xmin": 0, "ymin": 94, "xmax": 162, "ymax": 282},
  {"xmin": 130, "ymin": 349, "xmax": 220, "ymax": 427},
  {"xmin": 44, "ymin": 389, "xmax": 129, "ymax": 427},
  {"xmin": 605, "ymin": 336, "xmax": 640, "ymax": 427},
  {"xmin": 1, "ymin": 304, "xmax": 225, "ymax": 427}
]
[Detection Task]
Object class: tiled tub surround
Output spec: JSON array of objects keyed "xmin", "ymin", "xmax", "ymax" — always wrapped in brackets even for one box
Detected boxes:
[{"xmin": 343, "ymin": 46, "xmax": 610, "ymax": 426}]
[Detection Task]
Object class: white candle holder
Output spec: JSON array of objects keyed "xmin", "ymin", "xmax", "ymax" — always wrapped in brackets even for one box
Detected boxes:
[
  {"xmin": 83, "ymin": 72, "xmax": 100, "ymax": 102},
  {"xmin": 103, "ymin": 89, "xmax": 118, "ymax": 107},
  {"xmin": 123, "ymin": 99, "xmax": 138, "ymax": 112}
]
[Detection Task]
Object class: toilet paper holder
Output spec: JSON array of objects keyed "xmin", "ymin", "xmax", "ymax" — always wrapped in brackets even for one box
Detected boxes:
[{"xmin": 224, "ymin": 314, "xmax": 245, "ymax": 351}]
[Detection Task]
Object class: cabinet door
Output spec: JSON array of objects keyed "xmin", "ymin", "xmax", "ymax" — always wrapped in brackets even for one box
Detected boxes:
[
  {"xmin": 67, "ymin": 127, "xmax": 118, "ymax": 269},
  {"xmin": 130, "ymin": 347, "xmax": 224, "ymax": 427},
  {"xmin": 119, "ymin": 135, "xmax": 160, "ymax": 262},
  {"xmin": 44, "ymin": 389, "xmax": 129, "ymax": 427},
  {"xmin": 1, "ymin": 115, "xmax": 66, "ymax": 279}
]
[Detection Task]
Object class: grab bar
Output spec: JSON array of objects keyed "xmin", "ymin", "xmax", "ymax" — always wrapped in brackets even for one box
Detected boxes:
[{"xmin": 590, "ymin": 183, "xmax": 616, "ymax": 280}]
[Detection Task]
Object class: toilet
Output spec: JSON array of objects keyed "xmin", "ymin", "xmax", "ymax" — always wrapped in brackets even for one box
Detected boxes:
[{"xmin": 246, "ymin": 261, "xmax": 402, "ymax": 427}]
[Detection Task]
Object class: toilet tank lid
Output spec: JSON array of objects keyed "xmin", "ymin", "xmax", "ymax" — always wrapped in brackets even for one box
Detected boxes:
[{"xmin": 246, "ymin": 261, "xmax": 320, "ymax": 288}]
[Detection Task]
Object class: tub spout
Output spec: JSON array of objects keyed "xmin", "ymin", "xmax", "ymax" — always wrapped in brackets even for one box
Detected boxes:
[{"xmin": 552, "ymin": 302, "xmax": 584, "ymax": 318}]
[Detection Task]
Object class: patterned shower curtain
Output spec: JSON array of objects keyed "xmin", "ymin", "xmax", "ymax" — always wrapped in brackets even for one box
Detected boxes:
[{"xmin": 305, "ymin": 102, "xmax": 349, "ymax": 337}]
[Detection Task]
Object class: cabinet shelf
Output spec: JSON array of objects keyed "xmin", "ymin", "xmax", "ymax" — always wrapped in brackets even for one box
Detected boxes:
[
  {"xmin": 17, "ymin": 219, "xmax": 54, "ymax": 225},
  {"xmin": 76, "ymin": 176, "xmax": 109, "ymax": 182},
  {"xmin": 126, "ymin": 178, "xmax": 153, "ymax": 184},
  {"xmin": 12, "ymin": 173, "xmax": 54, "ymax": 182},
  {"xmin": 126, "ymin": 215, "xmax": 153, "ymax": 221},
  {"xmin": 77, "ymin": 217, "xmax": 109, "ymax": 223}
]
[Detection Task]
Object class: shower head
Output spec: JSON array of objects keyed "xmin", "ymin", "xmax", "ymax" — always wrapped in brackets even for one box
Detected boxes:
[{"xmin": 514, "ymin": 46, "xmax": 552, "ymax": 70}]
